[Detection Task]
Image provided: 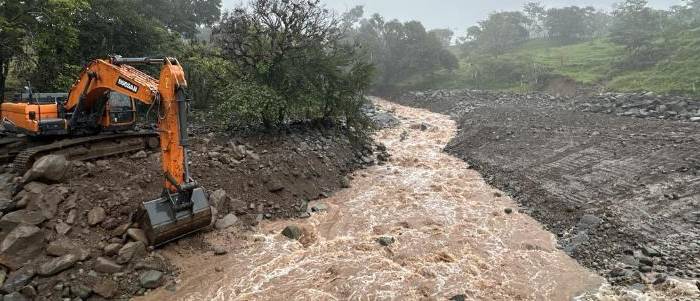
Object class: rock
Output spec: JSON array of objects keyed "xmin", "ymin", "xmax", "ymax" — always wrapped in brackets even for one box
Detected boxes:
[
  {"xmin": 55, "ymin": 222, "xmax": 71, "ymax": 235},
  {"xmin": 0, "ymin": 267, "xmax": 6, "ymax": 287},
  {"xmin": 21, "ymin": 155, "xmax": 69, "ymax": 184},
  {"xmin": 139, "ymin": 270, "xmax": 164, "ymax": 289},
  {"xmin": 377, "ymin": 236, "xmax": 395, "ymax": 246},
  {"xmin": 639, "ymin": 265, "xmax": 653, "ymax": 273},
  {"xmin": 127, "ymin": 228, "xmax": 148, "ymax": 244},
  {"xmin": 94, "ymin": 257, "xmax": 123, "ymax": 274},
  {"xmin": 642, "ymin": 245, "xmax": 662, "ymax": 257},
  {"xmin": 690, "ymin": 117, "xmax": 700, "ymax": 122},
  {"xmin": 449, "ymin": 295, "xmax": 466, "ymax": 301},
  {"xmin": 111, "ymin": 222, "xmax": 131, "ymax": 237},
  {"xmin": 70, "ymin": 284, "xmax": 92, "ymax": 299},
  {"xmin": 117, "ymin": 241, "xmax": 147, "ymax": 264},
  {"xmin": 0, "ymin": 225, "xmax": 44, "ymax": 270},
  {"xmin": 577, "ymin": 214, "xmax": 602, "ymax": 230},
  {"xmin": 27, "ymin": 185, "xmax": 66, "ymax": 219},
  {"xmin": 0, "ymin": 210, "xmax": 45, "ymax": 225},
  {"xmin": 22, "ymin": 182, "xmax": 47, "ymax": 195},
  {"xmin": 130, "ymin": 150, "xmax": 148, "ymax": 159},
  {"xmin": 213, "ymin": 246, "xmax": 227, "ymax": 256},
  {"xmin": 267, "ymin": 180, "xmax": 284, "ymax": 192},
  {"xmin": 340, "ymin": 177, "xmax": 351, "ymax": 188},
  {"xmin": 282, "ymin": 225, "xmax": 302, "ymax": 240},
  {"xmin": 0, "ymin": 199, "xmax": 17, "ymax": 214},
  {"xmin": 38, "ymin": 254, "xmax": 77, "ymax": 276},
  {"xmin": 653, "ymin": 274, "xmax": 668, "ymax": 285},
  {"xmin": 45, "ymin": 239, "xmax": 89, "ymax": 261},
  {"xmin": 103, "ymin": 243, "xmax": 122, "ymax": 256},
  {"xmin": 93, "ymin": 279, "xmax": 118, "ymax": 298},
  {"xmin": 65, "ymin": 209, "xmax": 77, "ymax": 225},
  {"xmin": 3, "ymin": 292, "xmax": 29, "ymax": 301},
  {"xmin": 0, "ymin": 266, "xmax": 35, "ymax": 293},
  {"xmin": 215, "ymin": 266, "xmax": 224, "ymax": 272},
  {"xmin": 18, "ymin": 285, "xmax": 35, "ymax": 298},
  {"xmin": 215, "ymin": 213, "xmax": 238, "ymax": 230},
  {"xmin": 87, "ymin": 207, "xmax": 106, "ymax": 226},
  {"xmin": 311, "ymin": 203, "xmax": 328, "ymax": 213},
  {"xmin": 210, "ymin": 189, "xmax": 227, "ymax": 209},
  {"xmin": 504, "ymin": 208, "xmax": 514, "ymax": 214}
]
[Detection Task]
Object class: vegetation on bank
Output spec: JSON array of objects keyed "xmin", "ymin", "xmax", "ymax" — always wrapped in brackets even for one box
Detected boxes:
[{"xmin": 401, "ymin": 0, "xmax": 700, "ymax": 96}]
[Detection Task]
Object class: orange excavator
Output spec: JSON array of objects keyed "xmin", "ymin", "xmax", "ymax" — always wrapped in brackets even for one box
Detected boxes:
[{"xmin": 0, "ymin": 56, "xmax": 212, "ymax": 245}]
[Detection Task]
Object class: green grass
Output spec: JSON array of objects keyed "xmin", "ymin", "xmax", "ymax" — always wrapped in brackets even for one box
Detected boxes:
[{"xmin": 401, "ymin": 32, "xmax": 700, "ymax": 96}]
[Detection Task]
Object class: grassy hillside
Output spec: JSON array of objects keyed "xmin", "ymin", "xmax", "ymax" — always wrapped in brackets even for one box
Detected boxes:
[{"xmin": 402, "ymin": 31, "xmax": 700, "ymax": 96}]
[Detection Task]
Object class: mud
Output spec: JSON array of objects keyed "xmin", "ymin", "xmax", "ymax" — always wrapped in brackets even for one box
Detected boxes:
[{"xmin": 140, "ymin": 99, "xmax": 604, "ymax": 300}]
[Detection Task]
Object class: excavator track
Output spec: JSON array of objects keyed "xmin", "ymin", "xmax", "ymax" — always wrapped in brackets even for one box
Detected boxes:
[{"xmin": 11, "ymin": 132, "xmax": 160, "ymax": 174}]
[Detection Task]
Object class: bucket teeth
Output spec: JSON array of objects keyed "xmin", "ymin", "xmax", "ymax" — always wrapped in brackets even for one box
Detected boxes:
[{"xmin": 141, "ymin": 187, "xmax": 212, "ymax": 246}]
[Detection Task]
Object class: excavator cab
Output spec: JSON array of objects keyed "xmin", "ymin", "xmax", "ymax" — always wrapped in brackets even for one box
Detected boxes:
[{"xmin": 102, "ymin": 91, "xmax": 136, "ymax": 130}]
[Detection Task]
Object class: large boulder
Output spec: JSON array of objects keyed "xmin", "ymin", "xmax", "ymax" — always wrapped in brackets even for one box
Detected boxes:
[
  {"xmin": 214, "ymin": 213, "xmax": 238, "ymax": 230},
  {"xmin": 210, "ymin": 189, "xmax": 227, "ymax": 209},
  {"xmin": 21, "ymin": 155, "xmax": 70, "ymax": 184},
  {"xmin": 94, "ymin": 257, "xmax": 123, "ymax": 274},
  {"xmin": 0, "ymin": 210, "xmax": 45, "ymax": 226},
  {"xmin": 139, "ymin": 270, "xmax": 164, "ymax": 289},
  {"xmin": 0, "ymin": 225, "xmax": 45, "ymax": 270},
  {"xmin": 26, "ymin": 185, "xmax": 67, "ymax": 219}
]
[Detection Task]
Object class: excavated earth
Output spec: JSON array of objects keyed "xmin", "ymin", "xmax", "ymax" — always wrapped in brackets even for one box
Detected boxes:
[
  {"xmin": 389, "ymin": 90, "xmax": 700, "ymax": 294},
  {"xmin": 0, "ymin": 122, "xmax": 384, "ymax": 300}
]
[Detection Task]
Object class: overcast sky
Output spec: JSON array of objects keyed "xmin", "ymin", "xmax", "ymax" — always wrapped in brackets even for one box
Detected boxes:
[{"xmin": 222, "ymin": 0, "xmax": 681, "ymax": 32}]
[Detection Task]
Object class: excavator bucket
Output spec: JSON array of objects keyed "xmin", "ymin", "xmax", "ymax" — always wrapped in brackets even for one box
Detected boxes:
[{"xmin": 141, "ymin": 187, "xmax": 212, "ymax": 246}]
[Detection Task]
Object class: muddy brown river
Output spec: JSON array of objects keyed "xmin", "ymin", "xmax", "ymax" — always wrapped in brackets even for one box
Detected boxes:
[{"xmin": 139, "ymin": 99, "xmax": 697, "ymax": 300}]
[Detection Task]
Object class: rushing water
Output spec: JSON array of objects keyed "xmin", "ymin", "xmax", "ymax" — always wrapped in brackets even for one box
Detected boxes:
[{"xmin": 143, "ymin": 99, "xmax": 610, "ymax": 300}]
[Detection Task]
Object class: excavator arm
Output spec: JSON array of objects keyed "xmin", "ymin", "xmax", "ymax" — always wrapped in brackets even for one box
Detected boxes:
[{"xmin": 66, "ymin": 56, "xmax": 212, "ymax": 245}]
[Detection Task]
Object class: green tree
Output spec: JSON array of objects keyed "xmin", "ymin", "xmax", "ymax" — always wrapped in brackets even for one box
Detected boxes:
[
  {"xmin": 0, "ymin": 0, "xmax": 86, "ymax": 98},
  {"xmin": 214, "ymin": 0, "xmax": 373, "ymax": 128},
  {"xmin": 610, "ymin": 0, "xmax": 663, "ymax": 51},
  {"xmin": 544, "ymin": 6, "xmax": 597, "ymax": 42},
  {"xmin": 473, "ymin": 12, "xmax": 530, "ymax": 56}
]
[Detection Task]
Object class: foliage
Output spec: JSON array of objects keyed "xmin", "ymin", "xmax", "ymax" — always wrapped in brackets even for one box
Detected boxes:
[
  {"xmin": 348, "ymin": 12, "xmax": 459, "ymax": 93},
  {"xmin": 214, "ymin": 0, "xmax": 373, "ymax": 129},
  {"xmin": 467, "ymin": 12, "xmax": 530, "ymax": 56},
  {"xmin": 544, "ymin": 6, "xmax": 599, "ymax": 42}
]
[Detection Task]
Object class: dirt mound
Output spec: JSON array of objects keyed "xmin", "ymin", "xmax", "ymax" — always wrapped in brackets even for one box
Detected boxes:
[
  {"xmin": 0, "ymin": 122, "xmax": 387, "ymax": 300},
  {"xmin": 389, "ymin": 89, "xmax": 700, "ymax": 290}
]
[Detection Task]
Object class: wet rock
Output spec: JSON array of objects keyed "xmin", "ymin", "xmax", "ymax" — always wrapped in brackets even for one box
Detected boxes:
[
  {"xmin": 213, "ymin": 246, "xmax": 227, "ymax": 256},
  {"xmin": 18, "ymin": 285, "xmax": 35, "ymax": 298},
  {"xmin": 3, "ymin": 292, "xmax": 29, "ymax": 301},
  {"xmin": 653, "ymin": 274, "xmax": 668, "ymax": 285},
  {"xmin": 139, "ymin": 270, "xmax": 164, "ymax": 289},
  {"xmin": 127, "ymin": 228, "xmax": 148, "ymax": 244},
  {"xmin": 0, "ymin": 225, "xmax": 44, "ymax": 270},
  {"xmin": 449, "ymin": 295, "xmax": 466, "ymax": 301},
  {"xmin": 0, "ymin": 266, "xmax": 35, "ymax": 293},
  {"xmin": 504, "ymin": 208, "xmax": 514, "ymax": 214},
  {"xmin": 117, "ymin": 241, "xmax": 147, "ymax": 264},
  {"xmin": 340, "ymin": 177, "xmax": 351, "ymax": 188},
  {"xmin": 93, "ymin": 279, "xmax": 118, "ymax": 298},
  {"xmin": 282, "ymin": 225, "xmax": 302, "ymax": 240},
  {"xmin": 103, "ymin": 243, "xmax": 122, "ymax": 256},
  {"xmin": 377, "ymin": 236, "xmax": 395, "ymax": 246},
  {"xmin": 65, "ymin": 209, "xmax": 77, "ymax": 225},
  {"xmin": 577, "ymin": 214, "xmax": 602, "ymax": 230},
  {"xmin": 38, "ymin": 254, "xmax": 77, "ymax": 276},
  {"xmin": 27, "ymin": 185, "xmax": 66, "ymax": 219},
  {"xmin": 94, "ymin": 257, "xmax": 123, "ymax": 274},
  {"xmin": 311, "ymin": 203, "xmax": 328, "ymax": 213},
  {"xmin": 214, "ymin": 213, "xmax": 238, "ymax": 230},
  {"xmin": 55, "ymin": 222, "xmax": 71, "ymax": 235},
  {"xmin": 87, "ymin": 207, "xmax": 106, "ymax": 226},
  {"xmin": 21, "ymin": 155, "xmax": 70, "ymax": 184},
  {"xmin": 70, "ymin": 284, "xmax": 92, "ymax": 299},
  {"xmin": 210, "ymin": 189, "xmax": 227, "ymax": 209},
  {"xmin": 267, "ymin": 179, "xmax": 284, "ymax": 192},
  {"xmin": 0, "ymin": 198, "xmax": 17, "ymax": 214},
  {"xmin": 0, "ymin": 210, "xmax": 45, "ymax": 225},
  {"xmin": 130, "ymin": 150, "xmax": 148, "ymax": 159},
  {"xmin": 642, "ymin": 245, "xmax": 662, "ymax": 257},
  {"xmin": 0, "ymin": 267, "xmax": 6, "ymax": 287}
]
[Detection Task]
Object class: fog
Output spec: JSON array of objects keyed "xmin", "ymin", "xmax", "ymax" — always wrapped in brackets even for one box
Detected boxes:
[{"xmin": 222, "ymin": 0, "xmax": 680, "ymax": 30}]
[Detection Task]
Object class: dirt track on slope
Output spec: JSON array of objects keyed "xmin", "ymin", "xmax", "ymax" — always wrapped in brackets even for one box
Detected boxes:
[{"xmin": 141, "ymin": 99, "xmax": 603, "ymax": 300}]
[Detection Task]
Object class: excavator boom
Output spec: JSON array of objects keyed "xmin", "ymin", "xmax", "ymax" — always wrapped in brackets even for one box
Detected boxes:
[{"xmin": 1, "ymin": 56, "xmax": 212, "ymax": 245}]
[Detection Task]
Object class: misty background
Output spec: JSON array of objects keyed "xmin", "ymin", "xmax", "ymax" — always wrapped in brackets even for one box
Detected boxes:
[{"xmin": 223, "ymin": 0, "xmax": 680, "ymax": 30}]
